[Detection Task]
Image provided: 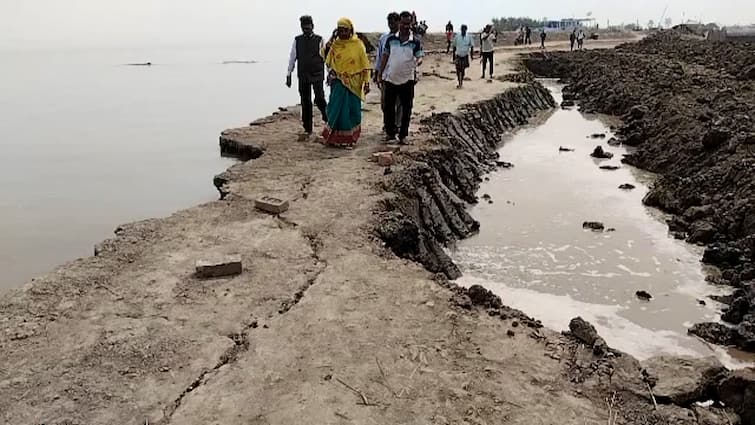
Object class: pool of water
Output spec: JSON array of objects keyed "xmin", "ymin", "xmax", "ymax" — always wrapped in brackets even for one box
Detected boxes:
[{"xmin": 452, "ymin": 82, "xmax": 751, "ymax": 368}]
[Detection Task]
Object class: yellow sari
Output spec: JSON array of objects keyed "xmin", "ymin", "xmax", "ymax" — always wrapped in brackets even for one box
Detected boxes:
[
  {"xmin": 321, "ymin": 18, "xmax": 371, "ymax": 146},
  {"xmin": 324, "ymin": 18, "xmax": 371, "ymax": 99}
]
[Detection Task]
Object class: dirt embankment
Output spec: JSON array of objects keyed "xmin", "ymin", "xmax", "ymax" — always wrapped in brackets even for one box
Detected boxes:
[
  {"xmin": 1, "ymin": 43, "xmax": 752, "ymax": 424},
  {"xmin": 377, "ymin": 84, "xmax": 556, "ymax": 279},
  {"xmin": 525, "ymin": 31, "xmax": 755, "ymax": 353}
]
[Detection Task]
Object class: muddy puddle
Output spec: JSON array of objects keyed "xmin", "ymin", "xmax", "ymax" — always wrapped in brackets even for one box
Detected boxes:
[{"xmin": 452, "ymin": 81, "xmax": 753, "ymax": 368}]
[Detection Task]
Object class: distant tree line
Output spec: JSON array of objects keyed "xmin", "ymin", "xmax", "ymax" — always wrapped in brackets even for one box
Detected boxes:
[{"xmin": 491, "ymin": 17, "xmax": 542, "ymax": 31}]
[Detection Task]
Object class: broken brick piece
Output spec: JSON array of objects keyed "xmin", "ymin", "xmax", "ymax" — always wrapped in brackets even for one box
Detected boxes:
[
  {"xmin": 255, "ymin": 196, "xmax": 290, "ymax": 214},
  {"xmin": 376, "ymin": 152, "xmax": 394, "ymax": 167},
  {"xmin": 195, "ymin": 255, "xmax": 243, "ymax": 278}
]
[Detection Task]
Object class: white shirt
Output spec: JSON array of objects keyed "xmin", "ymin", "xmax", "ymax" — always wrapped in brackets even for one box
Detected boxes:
[
  {"xmin": 287, "ymin": 36, "xmax": 325, "ymax": 76},
  {"xmin": 453, "ymin": 33, "xmax": 473, "ymax": 57},
  {"xmin": 480, "ymin": 31, "xmax": 495, "ymax": 53},
  {"xmin": 382, "ymin": 33, "xmax": 424, "ymax": 85}
]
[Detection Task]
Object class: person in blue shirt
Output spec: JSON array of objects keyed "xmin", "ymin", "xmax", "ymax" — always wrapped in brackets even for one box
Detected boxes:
[
  {"xmin": 452, "ymin": 24, "xmax": 474, "ymax": 89},
  {"xmin": 375, "ymin": 12, "xmax": 401, "ymax": 135}
]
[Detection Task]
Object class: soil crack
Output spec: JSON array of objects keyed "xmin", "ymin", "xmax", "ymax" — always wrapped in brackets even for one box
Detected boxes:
[
  {"xmin": 158, "ymin": 319, "xmax": 258, "ymax": 424},
  {"xmin": 279, "ymin": 231, "xmax": 327, "ymax": 315}
]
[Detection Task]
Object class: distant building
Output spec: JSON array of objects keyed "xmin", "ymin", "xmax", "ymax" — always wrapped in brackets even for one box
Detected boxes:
[{"xmin": 542, "ymin": 18, "xmax": 596, "ymax": 32}]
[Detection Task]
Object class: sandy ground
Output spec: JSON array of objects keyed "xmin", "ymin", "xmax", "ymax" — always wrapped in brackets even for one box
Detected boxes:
[{"xmin": 2, "ymin": 38, "xmax": 647, "ymax": 425}]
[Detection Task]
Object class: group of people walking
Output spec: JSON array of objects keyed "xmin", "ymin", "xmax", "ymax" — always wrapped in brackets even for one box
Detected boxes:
[
  {"xmin": 286, "ymin": 15, "xmax": 589, "ymax": 147},
  {"xmin": 570, "ymin": 28, "xmax": 587, "ymax": 51},
  {"xmin": 286, "ymin": 13, "xmax": 424, "ymax": 147},
  {"xmin": 447, "ymin": 22, "xmax": 496, "ymax": 88}
]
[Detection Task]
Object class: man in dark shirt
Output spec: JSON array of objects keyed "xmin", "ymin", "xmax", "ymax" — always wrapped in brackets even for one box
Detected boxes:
[
  {"xmin": 445, "ymin": 21, "xmax": 454, "ymax": 53},
  {"xmin": 286, "ymin": 15, "xmax": 327, "ymax": 135}
]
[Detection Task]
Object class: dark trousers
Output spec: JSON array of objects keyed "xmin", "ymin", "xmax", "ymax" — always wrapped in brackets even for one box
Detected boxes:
[
  {"xmin": 525, "ymin": 35, "xmax": 531, "ymax": 45},
  {"xmin": 298, "ymin": 79, "xmax": 327, "ymax": 133},
  {"xmin": 380, "ymin": 84, "xmax": 402, "ymax": 133},
  {"xmin": 481, "ymin": 52, "xmax": 494, "ymax": 77},
  {"xmin": 383, "ymin": 81, "xmax": 415, "ymax": 139}
]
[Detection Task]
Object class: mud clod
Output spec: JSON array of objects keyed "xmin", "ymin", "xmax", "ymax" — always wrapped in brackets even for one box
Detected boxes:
[
  {"xmin": 467, "ymin": 285, "xmax": 503, "ymax": 309},
  {"xmin": 583, "ymin": 221, "xmax": 605, "ymax": 232},
  {"xmin": 568, "ymin": 317, "xmax": 609, "ymax": 356}
]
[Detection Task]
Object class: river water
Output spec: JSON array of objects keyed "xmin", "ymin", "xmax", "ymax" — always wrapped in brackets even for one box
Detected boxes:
[
  {"xmin": 453, "ymin": 82, "xmax": 751, "ymax": 367},
  {"xmin": 0, "ymin": 43, "xmax": 295, "ymax": 290}
]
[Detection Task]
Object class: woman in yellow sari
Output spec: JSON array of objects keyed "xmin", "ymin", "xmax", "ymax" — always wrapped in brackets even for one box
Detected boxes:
[{"xmin": 321, "ymin": 18, "xmax": 371, "ymax": 147}]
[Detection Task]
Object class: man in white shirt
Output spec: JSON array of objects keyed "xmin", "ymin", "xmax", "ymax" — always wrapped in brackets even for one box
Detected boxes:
[
  {"xmin": 286, "ymin": 15, "xmax": 327, "ymax": 135},
  {"xmin": 577, "ymin": 29, "xmax": 586, "ymax": 50},
  {"xmin": 480, "ymin": 24, "xmax": 497, "ymax": 80},
  {"xmin": 452, "ymin": 24, "xmax": 474, "ymax": 89},
  {"xmin": 378, "ymin": 11, "xmax": 425, "ymax": 143},
  {"xmin": 375, "ymin": 12, "xmax": 401, "ymax": 135}
]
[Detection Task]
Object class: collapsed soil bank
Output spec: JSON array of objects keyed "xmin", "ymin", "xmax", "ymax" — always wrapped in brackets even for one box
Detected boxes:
[
  {"xmin": 376, "ymin": 83, "xmax": 556, "ymax": 279},
  {"xmin": 524, "ymin": 31, "xmax": 755, "ymax": 353}
]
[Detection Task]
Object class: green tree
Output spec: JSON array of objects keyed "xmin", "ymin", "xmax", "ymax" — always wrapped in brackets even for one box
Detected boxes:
[{"xmin": 491, "ymin": 17, "xmax": 542, "ymax": 32}]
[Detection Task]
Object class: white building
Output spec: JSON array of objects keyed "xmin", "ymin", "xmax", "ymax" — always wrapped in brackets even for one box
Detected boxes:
[{"xmin": 542, "ymin": 18, "xmax": 596, "ymax": 32}]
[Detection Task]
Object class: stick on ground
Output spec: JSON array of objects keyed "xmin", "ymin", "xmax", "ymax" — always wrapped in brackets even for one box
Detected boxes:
[
  {"xmin": 645, "ymin": 382, "xmax": 658, "ymax": 410},
  {"xmin": 336, "ymin": 377, "xmax": 371, "ymax": 406}
]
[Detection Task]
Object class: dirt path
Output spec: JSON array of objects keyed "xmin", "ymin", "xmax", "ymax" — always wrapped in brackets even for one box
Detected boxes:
[{"xmin": 1, "ymin": 36, "xmax": 735, "ymax": 425}]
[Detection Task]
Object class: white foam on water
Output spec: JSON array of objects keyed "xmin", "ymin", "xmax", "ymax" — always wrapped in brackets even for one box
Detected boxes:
[
  {"xmin": 458, "ymin": 275, "xmax": 698, "ymax": 359},
  {"xmin": 457, "ymin": 275, "xmax": 751, "ymax": 369}
]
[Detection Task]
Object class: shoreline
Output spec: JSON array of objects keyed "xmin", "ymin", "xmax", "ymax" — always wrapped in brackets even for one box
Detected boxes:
[{"xmin": 2, "ymin": 35, "xmax": 751, "ymax": 424}]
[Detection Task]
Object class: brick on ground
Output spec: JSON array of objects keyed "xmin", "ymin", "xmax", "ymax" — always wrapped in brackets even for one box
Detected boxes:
[{"xmin": 195, "ymin": 254, "xmax": 243, "ymax": 278}]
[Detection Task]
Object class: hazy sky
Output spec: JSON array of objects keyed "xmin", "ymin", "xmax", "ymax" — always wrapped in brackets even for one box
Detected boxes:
[{"xmin": 2, "ymin": 0, "xmax": 754, "ymax": 48}]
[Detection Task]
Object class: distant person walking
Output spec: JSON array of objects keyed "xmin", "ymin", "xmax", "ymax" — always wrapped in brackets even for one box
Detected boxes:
[
  {"xmin": 445, "ymin": 21, "xmax": 454, "ymax": 53},
  {"xmin": 569, "ymin": 29, "xmax": 577, "ymax": 51},
  {"xmin": 287, "ymin": 15, "xmax": 327, "ymax": 136},
  {"xmin": 525, "ymin": 25, "xmax": 532, "ymax": 45},
  {"xmin": 540, "ymin": 28, "xmax": 547, "ymax": 49},
  {"xmin": 375, "ymin": 12, "xmax": 402, "ymax": 135},
  {"xmin": 577, "ymin": 29, "xmax": 585, "ymax": 49},
  {"xmin": 480, "ymin": 24, "xmax": 496, "ymax": 80},
  {"xmin": 452, "ymin": 24, "xmax": 474, "ymax": 88},
  {"xmin": 321, "ymin": 18, "xmax": 371, "ymax": 147},
  {"xmin": 378, "ymin": 11, "xmax": 424, "ymax": 143}
]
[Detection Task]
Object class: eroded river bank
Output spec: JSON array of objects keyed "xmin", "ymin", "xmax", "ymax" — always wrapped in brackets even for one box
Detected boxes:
[{"xmin": 2, "ymin": 36, "xmax": 754, "ymax": 424}]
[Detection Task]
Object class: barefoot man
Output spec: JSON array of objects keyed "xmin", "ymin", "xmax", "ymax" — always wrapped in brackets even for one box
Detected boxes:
[{"xmin": 452, "ymin": 24, "xmax": 474, "ymax": 89}]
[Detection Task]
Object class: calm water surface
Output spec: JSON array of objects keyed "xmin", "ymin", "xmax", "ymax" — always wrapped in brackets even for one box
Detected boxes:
[{"xmin": 0, "ymin": 43, "xmax": 295, "ymax": 289}]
